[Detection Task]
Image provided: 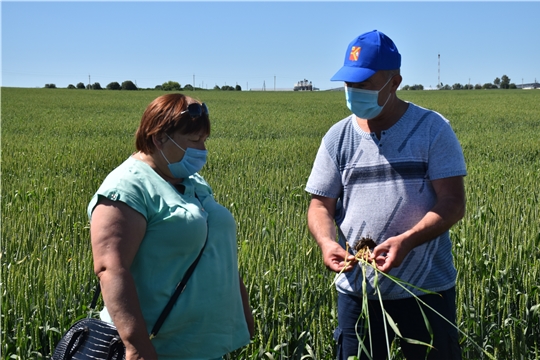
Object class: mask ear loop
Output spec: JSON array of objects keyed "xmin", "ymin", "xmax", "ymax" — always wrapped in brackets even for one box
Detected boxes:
[
  {"xmin": 166, "ymin": 134, "xmax": 187, "ymax": 153},
  {"xmin": 160, "ymin": 150, "xmax": 171, "ymax": 165},
  {"xmin": 379, "ymin": 76, "xmax": 396, "ymax": 109}
]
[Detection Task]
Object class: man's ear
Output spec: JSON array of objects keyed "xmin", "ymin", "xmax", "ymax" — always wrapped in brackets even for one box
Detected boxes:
[{"xmin": 391, "ymin": 75, "xmax": 402, "ymax": 92}]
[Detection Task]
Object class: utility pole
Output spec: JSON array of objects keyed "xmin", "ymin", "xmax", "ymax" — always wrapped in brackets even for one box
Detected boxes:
[
  {"xmin": 88, "ymin": 75, "xmax": 91, "ymax": 89},
  {"xmin": 193, "ymin": 75, "xmax": 195, "ymax": 90},
  {"xmin": 274, "ymin": 75, "xmax": 276, "ymax": 91},
  {"xmin": 438, "ymin": 54, "xmax": 440, "ymax": 88}
]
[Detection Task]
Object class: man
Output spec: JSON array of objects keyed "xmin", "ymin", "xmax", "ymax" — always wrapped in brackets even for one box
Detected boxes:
[{"xmin": 305, "ymin": 30, "xmax": 466, "ymax": 360}]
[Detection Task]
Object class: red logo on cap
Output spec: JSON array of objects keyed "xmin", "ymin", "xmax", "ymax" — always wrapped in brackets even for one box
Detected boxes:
[{"xmin": 349, "ymin": 46, "xmax": 361, "ymax": 61}]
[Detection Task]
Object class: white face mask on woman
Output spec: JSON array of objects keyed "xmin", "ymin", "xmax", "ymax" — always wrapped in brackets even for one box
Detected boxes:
[{"xmin": 345, "ymin": 77, "xmax": 393, "ymax": 120}]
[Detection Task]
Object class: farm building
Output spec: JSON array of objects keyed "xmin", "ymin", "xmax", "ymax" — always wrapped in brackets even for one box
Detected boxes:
[
  {"xmin": 516, "ymin": 82, "xmax": 540, "ymax": 89},
  {"xmin": 294, "ymin": 79, "xmax": 314, "ymax": 91}
]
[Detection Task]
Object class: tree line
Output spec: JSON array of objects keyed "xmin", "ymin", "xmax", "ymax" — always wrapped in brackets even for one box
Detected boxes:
[
  {"xmin": 44, "ymin": 80, "xmax": 243, "ymax": 91},
  {"xmin": 401, "ymin": 75, "xmax": 518, "ymax": 90}
]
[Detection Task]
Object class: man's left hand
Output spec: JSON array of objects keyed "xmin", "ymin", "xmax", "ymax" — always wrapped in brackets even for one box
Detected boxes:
[{"xmin": 370, "ymin": 234, "xmax": 413, "ymax": 273}]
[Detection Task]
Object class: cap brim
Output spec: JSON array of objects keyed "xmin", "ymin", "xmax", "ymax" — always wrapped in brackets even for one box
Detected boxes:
[{"xmin": 330, "ymin": 66, "xmax": 376, "ymax": 83}]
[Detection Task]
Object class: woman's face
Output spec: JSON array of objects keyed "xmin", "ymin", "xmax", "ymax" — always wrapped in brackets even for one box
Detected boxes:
[{"xmin": 161, "ymin": 130, "xmax": 209, "ymax": 164}]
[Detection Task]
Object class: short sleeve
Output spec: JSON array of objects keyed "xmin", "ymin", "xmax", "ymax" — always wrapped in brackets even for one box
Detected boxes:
[
  {"xmin": 87, "ymin": 162, "xmax": 150, "ymax": 221},
  {"xmin": 427, "ymin": 120, "xmax": 467, "ymax": 180},
  {"xmin": 305, "ymin": 139, "xmax": 343, "ymax": 198}
]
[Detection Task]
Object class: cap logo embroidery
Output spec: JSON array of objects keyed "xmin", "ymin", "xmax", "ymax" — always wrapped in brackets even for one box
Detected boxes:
[{"xmin": 349, "ymin": 46, "xmax": 361, "ymax": 61}]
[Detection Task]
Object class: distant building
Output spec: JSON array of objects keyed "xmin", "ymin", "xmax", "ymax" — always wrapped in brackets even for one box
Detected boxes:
[
  {"xmin": 294, "ymin": 79, "xmax": 314, "ymax": 91},
  {"xmin": 517, "ymin": 82, "xmax": 540, "ymax": 89},
  {"xmin": 249, "ymin": 78, "xmax": 319, "ymax": 91}
]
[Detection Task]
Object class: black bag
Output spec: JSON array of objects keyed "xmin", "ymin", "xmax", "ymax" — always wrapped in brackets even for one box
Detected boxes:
[
  {"xmin": 52, "ymin": 231, "xmax": 207, "ymax": 360},
  {"xmin": 52, "ymin": 318, "xmax": 125, "ymax": 360}
]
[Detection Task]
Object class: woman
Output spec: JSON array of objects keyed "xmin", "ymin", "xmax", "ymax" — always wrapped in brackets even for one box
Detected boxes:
[{"xmin": 88, "ymin": 93, "xmax": 254, "ymax": 360}]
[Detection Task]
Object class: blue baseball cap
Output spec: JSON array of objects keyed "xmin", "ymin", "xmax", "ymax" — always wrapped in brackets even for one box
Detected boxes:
[{"xmin": 331, "ymin": 30, "xmax": 401, "ymax": 83}]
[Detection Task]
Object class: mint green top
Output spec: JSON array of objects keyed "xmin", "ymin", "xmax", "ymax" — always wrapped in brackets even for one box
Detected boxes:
[{"xmin": 88, "ymin": 156, "xmax": 250, "ymax": 359}]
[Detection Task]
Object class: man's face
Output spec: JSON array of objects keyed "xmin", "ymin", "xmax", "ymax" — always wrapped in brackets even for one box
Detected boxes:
[
  {"xmin": 345, "ymin": 71, "xmax": 390, "ymax": 90},
  {"xmin": 345, "ymin": 71, "xmax": 395, "ymax": 107}
]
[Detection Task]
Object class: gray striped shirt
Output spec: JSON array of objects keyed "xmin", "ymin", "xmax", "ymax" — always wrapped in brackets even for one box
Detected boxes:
[{"xmin": 306, "ymin": 103, "xmax": 466, "ymax": 300}]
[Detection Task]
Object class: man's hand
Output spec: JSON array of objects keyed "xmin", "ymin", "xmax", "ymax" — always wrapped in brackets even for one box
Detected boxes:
[
  {"xmin": 370, "ymin": 176, "xmax": 466, "ymax": 273},
  {"xmin": 370, "ymin": 233, "xmax": 413, "ymax": 273},
  {"xmin": 321, "ymin": 240, "xmax": 357, "ymax": 273},
  {"xmin": 308, "ymin": 195, "xmax": 357, "ymax": 273}
]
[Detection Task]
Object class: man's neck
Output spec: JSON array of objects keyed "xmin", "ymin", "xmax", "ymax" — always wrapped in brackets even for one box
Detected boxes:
[{"xmin": 356, "ymin": 98, "xmax": 408, "ymax": 138}]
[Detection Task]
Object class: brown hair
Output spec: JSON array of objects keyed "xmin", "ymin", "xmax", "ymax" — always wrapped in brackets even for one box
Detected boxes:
[{"xmin": 135, "ymin": 93, "xmax": 210, "ymax": 154}]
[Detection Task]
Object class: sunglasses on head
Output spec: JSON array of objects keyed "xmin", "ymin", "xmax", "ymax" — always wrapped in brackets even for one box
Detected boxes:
[{"xmin": 180, "ymin": 102, "xmax": 209, "ymax": 118}]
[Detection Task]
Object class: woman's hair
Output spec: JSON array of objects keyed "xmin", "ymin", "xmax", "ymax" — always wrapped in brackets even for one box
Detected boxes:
[{"xmin": 135, "ymin": 93, "xmax": 210, "ymax": 154}]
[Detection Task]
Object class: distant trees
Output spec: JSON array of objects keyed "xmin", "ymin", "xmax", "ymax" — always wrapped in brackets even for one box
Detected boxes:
[
  {"xmin": 122, "ymin": 81, "xmax": 138, "ymax": 90},
  {"xmin": 55, "ymin": 74, "xmax": 521, "ymax": 92},
  {"xmin": 107, "ymin": 82, "xmax": 121, "ymax": 90},
  {"xmin": 206, "ymin": 85, "xmax": 242, "ymax": 91},
  {"xmin": 44, "ymin": 84, "xmax": 56, "ymax": 88},
  {"xmin": 500, "ymin": 75, "xmax": 511, "ymax": 89},
  {"xmin": 162, "ymin": 81, "xmax": 181, "ymax": 91},
  {"xmin": 490, "ymin": 75, "xmax": 512, "ymax": 89},
  {"xmin": 399, "ymin": 73, "xmax": 519, "ymax": 91},
  {"xmin": 401, "ymin": 84, "xmax": 424, "ymax": 90}
]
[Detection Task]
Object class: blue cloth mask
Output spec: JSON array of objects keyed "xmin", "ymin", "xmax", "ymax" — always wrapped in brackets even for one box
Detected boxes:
[
  {"xmin": 345, "ymin": 77, "xmax": 392, "ymax": 120},
  {"xmin": 160, "ymin": 135, "xmax": 207, "ymax": 178}
]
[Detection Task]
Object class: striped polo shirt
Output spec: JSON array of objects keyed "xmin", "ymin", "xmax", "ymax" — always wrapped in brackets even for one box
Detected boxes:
[{"xmin": 306, "ymin": 103, "xmax": 466, "ymax": 300}]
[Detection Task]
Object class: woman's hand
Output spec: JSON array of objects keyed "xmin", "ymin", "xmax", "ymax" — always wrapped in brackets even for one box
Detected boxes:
[
  {"xmin": 125, "ymin": 345, "xmax": 159, "ymax": 360},
  {"xmin": 239, "ymin": 276, "xmax": 255, "ymax": 339}
]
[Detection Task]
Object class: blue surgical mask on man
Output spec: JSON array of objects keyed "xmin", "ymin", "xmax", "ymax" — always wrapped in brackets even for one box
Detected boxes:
[
  {"xmin": 345, "ymin": 77, "xmax": 393, "ymax": 120},
  {"xmin": 160, "ymin": 134, "xmax": 207, "ymax": 178}
]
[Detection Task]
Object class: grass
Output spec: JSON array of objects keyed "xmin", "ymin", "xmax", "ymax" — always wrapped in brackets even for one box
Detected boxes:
[{"xmin": 2, "ymin": 88, "xmax": 539, "ymax": 359}]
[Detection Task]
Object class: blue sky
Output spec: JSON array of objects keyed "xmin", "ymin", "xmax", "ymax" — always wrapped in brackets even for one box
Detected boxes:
[{"xmin": 2, "ymin": 1, "xmax": 539, "ymax": 90}]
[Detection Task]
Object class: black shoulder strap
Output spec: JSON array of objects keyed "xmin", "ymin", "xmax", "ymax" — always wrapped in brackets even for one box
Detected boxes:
[
  {"xmin": 149, "ymin": 240, "xmax": 207, "ymax": 339},
  {"xmin": 89, "ymin": 238, "xmax": 208, "ymax": 340}
]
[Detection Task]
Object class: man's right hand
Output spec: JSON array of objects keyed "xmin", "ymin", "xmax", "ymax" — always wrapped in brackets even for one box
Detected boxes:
[
  {"xmin": 320, "ymin": 240, "xmax": 357, "ymax": 273},
  {"xmin": 308, "ymin": 195, "xmax": 357, "ymax": 273}
]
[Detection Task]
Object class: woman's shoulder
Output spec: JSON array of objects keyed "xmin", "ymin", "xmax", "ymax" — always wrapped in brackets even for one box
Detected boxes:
[
  {"xmin": 88, "ymin": 157, "xmax": 160, "ymax": 219},
  {"xmin": 101, "ymin": 156, "xmax": 158, "ymax": 187},
  {"xmin": 188, "ymin": 173, "xmax": 213, "ymax": 198}
]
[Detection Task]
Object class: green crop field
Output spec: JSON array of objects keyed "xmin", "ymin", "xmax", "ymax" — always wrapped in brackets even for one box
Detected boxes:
[{"xmin": 2, "ymin": 87, "xmax": 539, "ymax": 359}]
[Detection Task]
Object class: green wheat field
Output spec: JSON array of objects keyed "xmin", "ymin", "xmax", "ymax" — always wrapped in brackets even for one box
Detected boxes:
[{"xmin": 2, "ymin": 87, "xmax": 539, "ymax": 359}]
